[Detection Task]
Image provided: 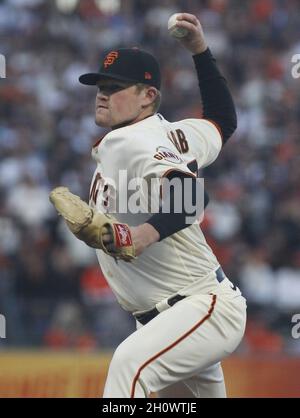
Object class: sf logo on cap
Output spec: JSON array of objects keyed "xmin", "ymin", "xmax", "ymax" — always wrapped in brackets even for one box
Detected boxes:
[{"xmin": 104, "ymin": 51, "xmax": 119, "ymax": 68}]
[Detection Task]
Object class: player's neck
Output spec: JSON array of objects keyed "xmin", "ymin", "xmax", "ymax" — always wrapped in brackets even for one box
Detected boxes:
[{"xmin": 111, "ymin": 110, "xmax": 155, "ymax": 130}]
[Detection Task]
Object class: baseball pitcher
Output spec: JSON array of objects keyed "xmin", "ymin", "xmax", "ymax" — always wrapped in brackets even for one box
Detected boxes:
[{"xmin": 50, "ymin": 13, "xmax": 247, "ymax": 398}]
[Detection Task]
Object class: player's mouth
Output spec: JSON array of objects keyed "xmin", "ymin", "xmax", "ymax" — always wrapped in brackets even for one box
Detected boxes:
[{"xmin": 97, "ymin": 105, "xmax": 108, "ymax": 110}]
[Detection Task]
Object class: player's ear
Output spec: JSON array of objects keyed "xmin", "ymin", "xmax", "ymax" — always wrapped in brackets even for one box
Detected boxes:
[{"xmin": 141, "ymin": 86, "xmax": 158, "ymax": 108}]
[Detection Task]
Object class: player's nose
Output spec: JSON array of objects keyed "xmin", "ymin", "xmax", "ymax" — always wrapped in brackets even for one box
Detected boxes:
[
  {"xmin": 96, "ymin": 88, "xmax": 109, "ymax": 100},
  {"xmin": 96, "ymin": 94, "xmax": 109, "ymax": 108}
]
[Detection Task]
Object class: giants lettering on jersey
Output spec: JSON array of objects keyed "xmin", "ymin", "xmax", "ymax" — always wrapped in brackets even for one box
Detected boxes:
[
  {"xmin": 90, "ymin": 172, "xmax": 103, "ymax": 205},
  {"xmin": 90, "ymin": 172, "xmax": 113, "ymax": 210}
]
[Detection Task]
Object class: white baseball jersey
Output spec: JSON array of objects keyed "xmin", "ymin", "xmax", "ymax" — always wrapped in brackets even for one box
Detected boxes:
[{"xmin": 90, "ymin": 113, "xmax": 223, "ymax": 313}]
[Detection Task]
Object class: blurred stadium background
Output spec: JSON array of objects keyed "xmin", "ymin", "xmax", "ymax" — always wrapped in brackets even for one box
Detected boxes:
[{"xmin": 0, "ymin": 0, "xmax": 300, "ymax": 397}]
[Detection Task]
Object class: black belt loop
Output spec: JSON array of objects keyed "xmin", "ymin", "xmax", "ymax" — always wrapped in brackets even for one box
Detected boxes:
[
  {"xmin": 134, "ymin": 294, "xmax": 186, "ymax": 326},
  {"xmin": 167, "ymin": 294, "xmax": 186, "ymax": 307},
  {"xmin": 134, "ymin": 308, "xmax": 160, "ymax": 325}
]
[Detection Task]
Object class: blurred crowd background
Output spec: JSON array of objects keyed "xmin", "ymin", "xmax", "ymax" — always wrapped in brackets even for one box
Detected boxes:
[{"xmin": 0, "ymin": 0, "xmax": 300, "ymax": 355}]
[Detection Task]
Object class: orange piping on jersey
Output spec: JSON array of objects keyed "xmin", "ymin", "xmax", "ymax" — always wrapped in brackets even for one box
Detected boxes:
[
  {"xmin": 161, "ymin": 168, "xmax": 196, "ymax": 180},
  {"xmin": 203, "ymin": 119, "xmax": 224, "ymax": 144},
  {"xmin": 92, "ymin": 134, "xmax": 108, "ymax": 149},
  {"xmin": 159, "ymin": 169, "xmax": 196, "ymax": 200},
  {"xmin": 130, "ymin": 294, "xmax": 217, "ymax": 398}
]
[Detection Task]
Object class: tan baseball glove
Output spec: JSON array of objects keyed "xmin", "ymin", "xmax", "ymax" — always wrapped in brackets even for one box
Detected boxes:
[{"xmin": 49, "ymin": 187, "xmax": 136, "ymax": 262}]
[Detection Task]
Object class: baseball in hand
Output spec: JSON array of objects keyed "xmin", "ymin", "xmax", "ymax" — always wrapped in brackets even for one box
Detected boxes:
[{"xmin": 168, "ymin": 13, "xmax": 189, "ymax": 38}]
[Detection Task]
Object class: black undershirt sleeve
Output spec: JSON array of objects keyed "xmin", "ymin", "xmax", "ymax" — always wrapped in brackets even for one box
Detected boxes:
[
  {"xmin": 146, "ymin": 171, "xmax": 207, "ymax": 241},
  {"xmin": 193, "ymin": 48, "xmax": 237, "ymax": 143}
]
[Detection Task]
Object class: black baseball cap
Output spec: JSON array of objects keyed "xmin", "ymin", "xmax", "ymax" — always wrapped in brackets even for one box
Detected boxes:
[{"xmin": 79, "ymin": 48, "xmax": 161, "ymax": 90}]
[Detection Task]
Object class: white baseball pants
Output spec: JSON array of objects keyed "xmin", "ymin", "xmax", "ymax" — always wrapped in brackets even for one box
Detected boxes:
[{"xmin": 103, "ymin": 282, "xmax": 246, "ymax": 398}]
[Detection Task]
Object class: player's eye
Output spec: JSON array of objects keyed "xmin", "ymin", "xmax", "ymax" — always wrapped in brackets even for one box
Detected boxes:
[{"xmin": 97, "ymin": 84, "xmax": 128, "ymax": 95}]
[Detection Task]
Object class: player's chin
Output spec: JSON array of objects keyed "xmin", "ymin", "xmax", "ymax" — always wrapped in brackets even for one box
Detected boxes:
[{"xmin": 95, "ymin": 111, "xmax": 110, "ymax": 127}]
